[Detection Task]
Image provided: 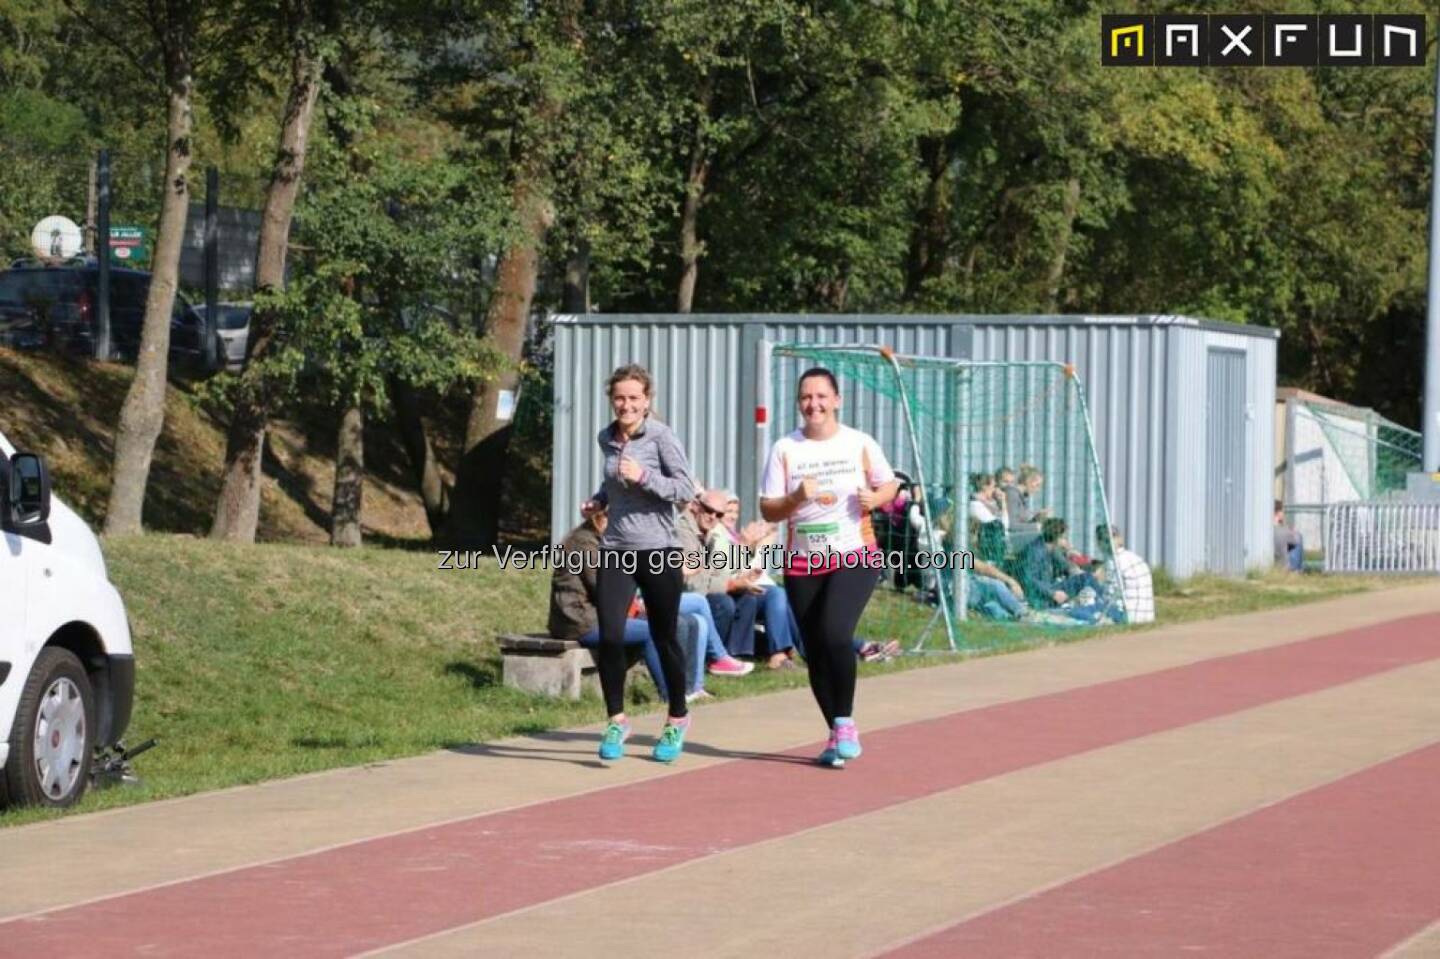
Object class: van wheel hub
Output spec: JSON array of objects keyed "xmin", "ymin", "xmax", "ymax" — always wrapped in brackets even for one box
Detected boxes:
[{"xmin": 33, "ymin": 677, "xmax": 86, "ymax": 800}]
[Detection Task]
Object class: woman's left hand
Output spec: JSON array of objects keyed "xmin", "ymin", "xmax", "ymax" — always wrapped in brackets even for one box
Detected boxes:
[{"xmin": 857, "ymin": 486, "xmax": 878, "ymax": 511}]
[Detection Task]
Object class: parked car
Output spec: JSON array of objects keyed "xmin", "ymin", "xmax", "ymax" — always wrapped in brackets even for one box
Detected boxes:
[
  {"xmin": 0, "ymin": 432, "xmax": 135, "ymax": 808},
  {"xmin": 214, "ymin": 301, "xmax": 252, "ymax": 371},
  {"xmin": 0, "ymin": 257, "xmax": 209, "ymax": 369}
]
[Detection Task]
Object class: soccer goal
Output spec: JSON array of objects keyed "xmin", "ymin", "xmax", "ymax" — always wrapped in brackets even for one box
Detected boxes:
[{"xmin": 761, "ymin": 342, "xmax": 1125, "ymax": 653}]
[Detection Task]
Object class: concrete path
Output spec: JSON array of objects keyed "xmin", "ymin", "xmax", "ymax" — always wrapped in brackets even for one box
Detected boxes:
[{"xmin": 3, "ymin": 583, "xmax": 1439, "ymax": 957}]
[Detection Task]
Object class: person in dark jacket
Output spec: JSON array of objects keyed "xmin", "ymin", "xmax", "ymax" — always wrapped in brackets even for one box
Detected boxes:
[
  {"xmin": 548, "ymin": 506, "xmax": 697, "ymax": 706},
  {"xmin": 1015, "ymin": 517, "xmax": 1101, "ymax": 608}
]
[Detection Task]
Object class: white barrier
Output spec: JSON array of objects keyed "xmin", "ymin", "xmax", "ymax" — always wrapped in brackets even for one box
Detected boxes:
[{"xmin": 1322, "ymin": 501, "xmax": 1440, "ymax": 574}]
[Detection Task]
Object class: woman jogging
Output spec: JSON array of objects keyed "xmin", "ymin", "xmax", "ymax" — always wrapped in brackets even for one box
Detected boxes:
[
  {"xmin": 581, "ymin": 363, "xmax": 698, "ymax": 763},
  {"xmin": 760, "ymin": 367, "xmax": 899, "ymax": 768}
]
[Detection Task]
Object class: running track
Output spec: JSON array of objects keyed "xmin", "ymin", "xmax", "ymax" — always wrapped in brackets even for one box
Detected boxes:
[{"xmin": 3, "ymin": 586, "xmax": 1439, "ymax": 957}]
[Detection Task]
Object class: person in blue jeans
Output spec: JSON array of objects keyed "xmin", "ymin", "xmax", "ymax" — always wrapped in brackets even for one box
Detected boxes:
[
  {"xmin": 549, "ymin": 507, "xmax": 704, "ymax": 709},
  {"xmin": 1275, "ymin": 502, "xmax": 1305, "ymax": 572},
  {"xmin": 969, "ymin": 574, "xmax": 1026, "ymax": 620},
  {"xmin": 1016, "ymin": 517, "xmax": 1102, "ymax": 609},
  {"xmin": 575, "ymin": 617, "xmax": 699, "ymax": 704},
  {"xmin": 637, "ymin": 591, "xmax": 734, "ymax": 701},
  {"xmin": 679, "ymin": 491, "xmax": 802, "ymax": 670}
]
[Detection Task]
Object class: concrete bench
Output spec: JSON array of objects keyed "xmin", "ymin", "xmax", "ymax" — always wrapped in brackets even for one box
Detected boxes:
[
  {"xmin": 496, "ymin": 634, "xmax": 656, "ymax": 700},
  {"xmin": 497, "ymin": 633, "xmax": 599, "ymax": 700}
]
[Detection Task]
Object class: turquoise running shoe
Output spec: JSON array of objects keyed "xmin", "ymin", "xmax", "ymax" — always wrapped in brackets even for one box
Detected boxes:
[
  {"xmin": 652, "ymin": 719, "xmax": 689, "ymax": 763},
  {"xmin": 834, "ymin": 719, "xmax": 862, "ymax": 761},
  {"xmin": 817, "ymin": 729, "xmax": 845, "ymax": 768},
  {"xmin": 599, "ymin": 720, "xmax": 630, "ymax": 761}
]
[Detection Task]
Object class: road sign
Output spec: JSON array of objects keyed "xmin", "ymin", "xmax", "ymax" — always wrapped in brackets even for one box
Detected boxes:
[{"xmin": 109, "ymin": 226, "xmax": 151, "ymax": 268}]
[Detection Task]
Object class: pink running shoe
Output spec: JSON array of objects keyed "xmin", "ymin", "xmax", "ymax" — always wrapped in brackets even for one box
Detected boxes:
[{"xmin": 708, "ymin": 656, "xmax": 754, "ymax": 677}]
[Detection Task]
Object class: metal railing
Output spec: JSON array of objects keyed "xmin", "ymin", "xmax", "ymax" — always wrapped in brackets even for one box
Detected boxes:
[{"xmin": 1322, "ymin": 501, "xmax": 1440, "ymax": 574}]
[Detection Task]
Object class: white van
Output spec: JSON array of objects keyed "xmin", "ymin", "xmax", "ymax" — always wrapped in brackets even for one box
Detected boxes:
[{"xmin": 0, "ymin": 432, "xmax": 134, "ymax": 808}]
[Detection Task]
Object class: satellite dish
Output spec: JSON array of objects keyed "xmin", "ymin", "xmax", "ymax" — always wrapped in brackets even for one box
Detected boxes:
[{"xmin": 30, "ymin": 216, "xmax": 84, "ymax": 260}]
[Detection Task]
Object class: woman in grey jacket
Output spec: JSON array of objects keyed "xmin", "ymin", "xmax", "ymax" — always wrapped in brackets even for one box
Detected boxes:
[{"xmin": 581, "ymin": 364, "xmax": 699, "ymax": 763}]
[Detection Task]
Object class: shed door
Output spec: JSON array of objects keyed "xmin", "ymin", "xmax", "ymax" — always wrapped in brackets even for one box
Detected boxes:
[{"xmin": 1206, "ymin": 348, "xmax": 1247, "ymax": 574}]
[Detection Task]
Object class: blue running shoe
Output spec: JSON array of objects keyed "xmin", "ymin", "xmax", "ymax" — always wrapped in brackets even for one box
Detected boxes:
[
  {"xmin": 817, "ymin": 730, "xmax": 845, "ymax": 768},
  {"xmin": 652, "ymin": 719, "xmax": 689, "ymax": 763},
  {"xmin": 599, "ymin": 720, "xmax": 630, "ymax": 761},
  {"xmin": 834, "ymin": 718, "xmax": 862, "ymax": 761}
]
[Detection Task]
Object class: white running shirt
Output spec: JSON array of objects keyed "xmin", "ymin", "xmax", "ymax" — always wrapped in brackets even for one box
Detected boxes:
[{"xmin": 761, "ymin": 425, "xmax": 896, "ymax": 574}]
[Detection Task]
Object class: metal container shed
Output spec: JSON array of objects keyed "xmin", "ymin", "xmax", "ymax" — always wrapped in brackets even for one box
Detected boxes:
[{"xmin": 550, "ymin": 314, "xmax": 1278, "ymax": 578}]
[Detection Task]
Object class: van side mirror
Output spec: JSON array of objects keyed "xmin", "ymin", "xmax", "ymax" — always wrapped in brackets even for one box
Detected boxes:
[{"xmin": 8, "ymin": 452, "xmax": 51, "ymax": 528}]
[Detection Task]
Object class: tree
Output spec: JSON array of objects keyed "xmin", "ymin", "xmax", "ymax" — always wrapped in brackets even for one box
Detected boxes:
[
  {"xmin": 432, "ymin": 0, "xmax": 586, "ymax": 550},
  {"xmin": 210, "ymin": 0, "xmax": 330, "ymax": 542},
  {"xmin": 78, "ymin": 0, "xmax": 202, "ymax": 536},
  {"xmin": 243, "ymin": 36, "xmax": 507, "ymax": 544}
]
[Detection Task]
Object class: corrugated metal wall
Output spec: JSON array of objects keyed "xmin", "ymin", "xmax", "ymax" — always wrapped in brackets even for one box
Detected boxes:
[
  {"xmin": 550, "ymin": 314, "xmax": 1278, "ymax": 578},
  {"xmin": 552, "ymin": 315, "xmax": 968, "ymax": 541}
]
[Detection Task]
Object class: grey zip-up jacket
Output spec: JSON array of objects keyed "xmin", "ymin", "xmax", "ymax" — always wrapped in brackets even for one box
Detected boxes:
[{"xmin": 592, "ymin": 416, "xmax": 697, "ymax": 551}]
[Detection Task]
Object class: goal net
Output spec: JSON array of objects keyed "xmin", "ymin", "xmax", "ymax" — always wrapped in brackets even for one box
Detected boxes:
[{"xmin": 763, "ymin": 343, "xmax": 1125, "ymax": 653}]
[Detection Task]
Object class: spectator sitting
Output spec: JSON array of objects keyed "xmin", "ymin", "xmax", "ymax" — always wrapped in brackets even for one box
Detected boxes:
[
  {"xmin": 969, "ymin": 472, "xmax": 1008, "ymax": 529},
  {"xmin": 993, "ymin": 466, "xmax": 1015, "ymax": 525},
  {"xmin": 679, "ymin": 488, "xmax": 802, "ymax": 670},
  {"xmin": 629, "ymin": 594, "xmax": 729, "ymax": 702},
  {"xmin": 1273, "ymin": 501, "xmax": 1304, "ymax": 572},
  {"xmin": 1008, "ymin": 465, "xmax": 1052, "ymax": 526},
  {"xmin": 1015, "ymin": 517, "xmax": 1102, "ymax": 609},
  {"xmin": 1097, "ymin": 524, "xmax": 1154, "ymax": 624},
  {"xmin": 548, "ymin": 506, "xmax": 703, "ymax": 703},
  {"xmin": 967, "ymin": 559, "xmax": 1028, "ymax": 621},
  {"xmin": 968, "ymin": 472, "xmax": 1009, "ymax": 565},
  {"xmin": 720, "ymin": 493, "xmax": 779, "ymax": 588}
]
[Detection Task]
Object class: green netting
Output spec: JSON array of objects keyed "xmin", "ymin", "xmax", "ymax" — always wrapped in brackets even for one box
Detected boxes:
[
  {"xmin": 1296, "ymin": 399, "xmax": 1421, "ymax": 501},
  {"xmin": 767, "ymin": 344, "xmax": 1124, "ymax": 654}
]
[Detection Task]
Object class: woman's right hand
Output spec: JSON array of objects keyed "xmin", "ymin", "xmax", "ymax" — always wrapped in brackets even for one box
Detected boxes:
[
  {"xmin": 791, "ymin": 477, "xmax": 818, "ymax": 504},
  {"xmin": 581, "ymin": 498, "xmax": 601, "ymax": 518}
]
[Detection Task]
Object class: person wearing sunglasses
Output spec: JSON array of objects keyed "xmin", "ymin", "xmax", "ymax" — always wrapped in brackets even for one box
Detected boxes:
[{"xmin": 679, "ymin": 488, "xmax": 802, "ymax": 672}]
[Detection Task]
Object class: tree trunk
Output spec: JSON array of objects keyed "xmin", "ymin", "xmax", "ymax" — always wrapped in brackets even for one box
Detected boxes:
[
  {"xmin": 816, "ymin": 272, "xmax": 850, "ymax": 312},
  {"xmin": 103, "ymin": 57, "xmax": 192, "ymax": 536},
  {"xmin": 563, "ymin": 238, "xmax": 590, "ymax": 313},
  {"xmin": 445, "ymin": 174, "xmax": 553, "ymax": 549},
  {"xmin": 444, "ymin": 2, "xmax": 578, "ymax": 549},
  {"xmin": 85, "ymin": 155, "xmax": 97, "ymax": 255},
  {"xmin": 330, "ymin": 404, "xmax": 363, "ymax": 547},
  {"xmin": 210, "ymin": 44, "xmax": 323, "ymax": 542},
  {"xmin": 675, "ymin": 79, "xmax": 713, "ymax": 314},
  {"xmin": 390, "ymin": 377, "xmax": 449, "ymax": 536},
  {"xmin": 903, "ymin": 134, "xmax": 954, "ymax": 302},
  {"xmin": 1043, "ymin": 178, "xmax": 1082, "ymax": 313}
]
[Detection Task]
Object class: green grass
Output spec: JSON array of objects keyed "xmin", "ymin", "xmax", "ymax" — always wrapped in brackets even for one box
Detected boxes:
[
  {"xmin": 857, "ymin": 565, "xmax": 1400, "ymax": 660},
  {"xmin": 0, "ymin": 536, "xmax": 1407, "ymax": 827}
]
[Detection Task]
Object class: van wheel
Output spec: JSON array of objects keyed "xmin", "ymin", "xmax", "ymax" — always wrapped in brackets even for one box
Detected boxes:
[{"xmin": 3, "ymin": 648, "xmax": 96, "ymax": 808}]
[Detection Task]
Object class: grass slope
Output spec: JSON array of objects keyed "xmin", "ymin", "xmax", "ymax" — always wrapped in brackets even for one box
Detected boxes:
[
  {"xmin": 0, "ymin": 534, "xmax": 1403, "ymax": 826},
  {"xmin": 0, "ymin": 348, "xmax": 433, "ymax": 543}
]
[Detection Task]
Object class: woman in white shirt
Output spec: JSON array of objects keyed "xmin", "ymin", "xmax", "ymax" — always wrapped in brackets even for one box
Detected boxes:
[{"xmin": 760, "ymin": 367, "xmax": 899, "ymax": 768}]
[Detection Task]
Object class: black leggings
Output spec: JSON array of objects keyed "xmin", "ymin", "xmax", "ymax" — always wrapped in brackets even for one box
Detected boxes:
[
  {"xmin": 595, "ymin": 550, "xmax": 688, "ymax": 719},
  {"xmin": 785, "ymin": 566, "xmax": 880, "ymax": 726}
]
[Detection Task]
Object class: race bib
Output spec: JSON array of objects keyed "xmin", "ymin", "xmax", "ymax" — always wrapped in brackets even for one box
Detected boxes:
[{"xmin": 793, "ymin": 520, "xmax": 840, "ymax": 555}]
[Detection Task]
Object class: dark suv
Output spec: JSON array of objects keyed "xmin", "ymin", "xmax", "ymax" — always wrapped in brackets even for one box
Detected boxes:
[{"xmin": 0, "ymin": 258, "xmax": 212, "ymax": 369}]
